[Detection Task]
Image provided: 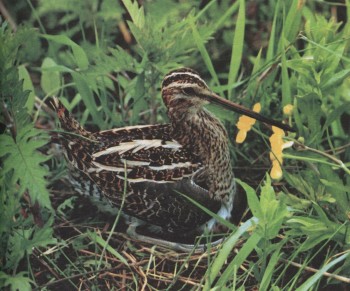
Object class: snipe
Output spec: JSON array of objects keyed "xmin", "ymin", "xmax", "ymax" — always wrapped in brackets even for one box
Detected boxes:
[{"xmin": 52, "ymin": 68, "xmax": 293, "ymax": 251}]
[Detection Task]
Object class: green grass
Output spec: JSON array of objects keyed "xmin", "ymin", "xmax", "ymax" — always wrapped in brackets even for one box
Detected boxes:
[{"xmin": 1, "ymin": 0, "xmax": 349, "ymax": 290}]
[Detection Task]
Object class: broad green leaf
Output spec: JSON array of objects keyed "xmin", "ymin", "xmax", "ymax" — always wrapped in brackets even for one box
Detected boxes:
[
  {"xmin": 40, "ymin": 57, "xmax": 61, "ymax": 95},
  {"xmin": 278, "ymin": 192, "xmax": 311, "ymax": 210},
  {"xmin": 72, "ymin": 72, "xmax": 104, "ymax": 127},
  {"xmin": 259, "ymin": 175, "xmax": 290, "ymax": 239},
  {"xmin": 236, "ymin": 179, "xmax": 263, "ymax": 219},
  {"xmin": 41, "ymin": 34, "xmax": 89, "ymax": 70},
  {"xmin": 284, "ymin": 0, "xmax": 302, "ymax": 42},
  {"xmin": 321, "ymin": 69, "xmax": 350, "ymax": 91}
]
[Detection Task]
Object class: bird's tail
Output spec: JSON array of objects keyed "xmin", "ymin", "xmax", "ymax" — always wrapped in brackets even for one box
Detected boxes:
[{"xmin": 50, "ymin": 97, "xmax": 94, "ymax": 139}]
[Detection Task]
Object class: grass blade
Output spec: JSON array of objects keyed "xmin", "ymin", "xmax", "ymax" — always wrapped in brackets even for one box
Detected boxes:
[
  {"xmin": 295, "ymin": 252, "xmax": 349, "ymax": 291},
  {"xmin": 204, "ymin": 217, "xmax": 258, "ymax": 289},
  {"xmin": 215, "ymin": 232, "xmax": 261, "ymax": 287},
  {"xmin": 228, "ymin": 0, "xmax": 245, "ymax": 99},
  {"xmin": 189, "ymin": 17, "xmax": 221, "ymax": 91},
  {"xmin": 281, "ymin": 40, "xmax": 292, "ymax": 106}
]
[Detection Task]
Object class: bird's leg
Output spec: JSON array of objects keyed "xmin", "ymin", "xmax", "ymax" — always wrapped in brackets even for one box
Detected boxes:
[{"xmin": 126, "ymin": 222, "xmax": 225, "ymax": 253}]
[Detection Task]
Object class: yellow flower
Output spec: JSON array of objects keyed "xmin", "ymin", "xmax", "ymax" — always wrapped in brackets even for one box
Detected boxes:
[
  {"xmin": 283, "ymin": 104, "xmax": 294, "ymax": 116},
  {"xmin": 270, "ymin": 160, "xmax": 283, "ymax": 180},
  {"xmin": 269, "ymin": 126, "xmax": 293, "ymax": 180},
  {"xmin": 235, "ymin": 103, "xmax": 261, "ymax": 143}
]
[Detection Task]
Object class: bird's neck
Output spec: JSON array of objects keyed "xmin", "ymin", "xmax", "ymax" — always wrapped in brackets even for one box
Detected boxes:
[{"xmin": 168, "ymin": 106, "xmax": 235, "ymax": 202}]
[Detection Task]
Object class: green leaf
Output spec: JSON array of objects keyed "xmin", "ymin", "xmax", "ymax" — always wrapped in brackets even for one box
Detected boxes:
[
  {"xmin": 18, "ymin": 65, "xmax": 35, "ymax": 113},
  {"xmin": 266, "ymin": 0, "xmax": 280, "ymax": 61},
  {"xmin": 0, "ymin": 271, "xmax": 33, "ymax": 291},
  {"xmin": 297, "ymin": 93, "xmax": 323, "ymax": 144},
  {"xmin": 215, "ymin": 232, "xmax": 261, "ymax": 287},
  {"xmin": 129, "ymin": 73, "xmax": 147, "ymax": 124},
  {"xmin": 281, "ymin": 41, "xmax": 292, "ymax": 106},
  {"xmin": 236, "ymin": 179, "xmax": 263, "ymax": 219},
  {"xmin": 6, "ymin": 218, "xmax": 57, "ymax": 269},
  {"xmin": 246, "ymin": 48, "xmax": 262, "ymax": 99},
  {"xmin": 259, "ymin": 175, "xmax": 290, "ymax": 239},
  {"xmin": 228, "ymin": 0, "xmax": 245, "ymax": 99},
  {"xmin": 122, "ymin": 0, "xmax": 145, "ymax": 28},
  {"xmin": 189, "ymin": 17, "xmax": 221, "ymax": 91},
  {"xmin": 0, "ymin": 126, "xmax": 51, "ymax": 208},
  {"xmin": 278, "ymin": 192, "xmax": 311, "ymax": 210},
  {"xmin": 204, "ymin": 218, "xmax": 258, "ymax": 289},
  {"xmin": 321, "ymin": 68, "xmax": 350, "ymax": 91},
  {"xmin": 41, "ymin": 34, "xmax": 89, "ymax": 70},
  {"xmin": 72, "ymin": 72, "xmax": 104, "ymax": 127},
  {"xmin": 40, "ymin": 57, "xmax": 61, "ymax": 95},
  {"xmin": 284, "ymin": 0, "xmax": 302, "ymax": 42},
  {"xmin": 260, "ymin": 248, "xmax": 282, "ymax": 291},
  {"xmin": 322, "ymin": 102, "xmax": 350, "ymax": 132}
]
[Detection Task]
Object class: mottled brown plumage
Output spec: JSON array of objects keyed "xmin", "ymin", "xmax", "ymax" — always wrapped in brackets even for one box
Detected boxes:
[{"xmin": 52, "ymin": 68, "xmax": 292, "ymax": 250}]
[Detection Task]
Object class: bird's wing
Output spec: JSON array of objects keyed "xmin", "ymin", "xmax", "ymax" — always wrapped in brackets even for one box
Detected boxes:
[{"xmin": 89, "ymin": 124, "xmax": 202, "ymax": 184}]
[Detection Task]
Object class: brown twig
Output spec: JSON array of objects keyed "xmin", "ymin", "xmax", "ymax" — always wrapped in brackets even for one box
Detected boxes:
[
  {"xmin": 0, "ymin": 0, "xmax": 17, "ymax": 31},
  {"xmin": 280, "ymin": 258, "xmax": 350, "ymax": 284}
]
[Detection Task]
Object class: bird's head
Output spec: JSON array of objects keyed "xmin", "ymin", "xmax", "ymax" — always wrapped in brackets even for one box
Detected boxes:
[
  {"xmin": 161, "ymin": 68, "xmax": 212, "ymax": 110},
  {"xmin": 161, "ymin": 68, "xmax": 294, "ymax": 132}
]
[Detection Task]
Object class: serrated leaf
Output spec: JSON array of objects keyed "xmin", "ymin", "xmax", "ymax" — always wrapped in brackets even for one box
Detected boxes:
[
  {"xmin": 109, "ymin": 46, "xmax": 137, "ymax": 72},
  {"xmin": 6, "ymin": 218, "xmax": 57, "ymax": 269},
  {"xmin": 0, "ymin": 271, "xmax": 33, "ymax": 291},
  {"xmin": 0, "ymin": 126, "xmax": 51, "ymax": 208},
  {"xmin": 122, "ymin": 0, "xmax": 145, "ymax": 28}
]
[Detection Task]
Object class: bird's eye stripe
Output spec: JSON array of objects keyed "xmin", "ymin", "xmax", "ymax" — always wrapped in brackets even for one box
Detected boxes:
[{"xmin": 182, "ymin": 87, "xmax": 196, "ymax": 95}]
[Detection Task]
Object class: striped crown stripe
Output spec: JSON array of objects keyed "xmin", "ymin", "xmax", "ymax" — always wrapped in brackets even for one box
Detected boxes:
[{"xmin": 162, "ymin": 72, "xmax": 208, "ymax": 90}]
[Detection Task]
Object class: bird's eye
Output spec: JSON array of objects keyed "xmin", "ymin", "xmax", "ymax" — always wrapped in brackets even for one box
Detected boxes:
[{"xmin": 182, "ymin": 87, "xmax": 196, "ymax": 96}]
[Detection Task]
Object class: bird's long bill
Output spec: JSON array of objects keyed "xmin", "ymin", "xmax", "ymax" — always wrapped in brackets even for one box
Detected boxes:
[{"xmin": 207, "ymin": 92, "xmax": 295, "ymax": 132}]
